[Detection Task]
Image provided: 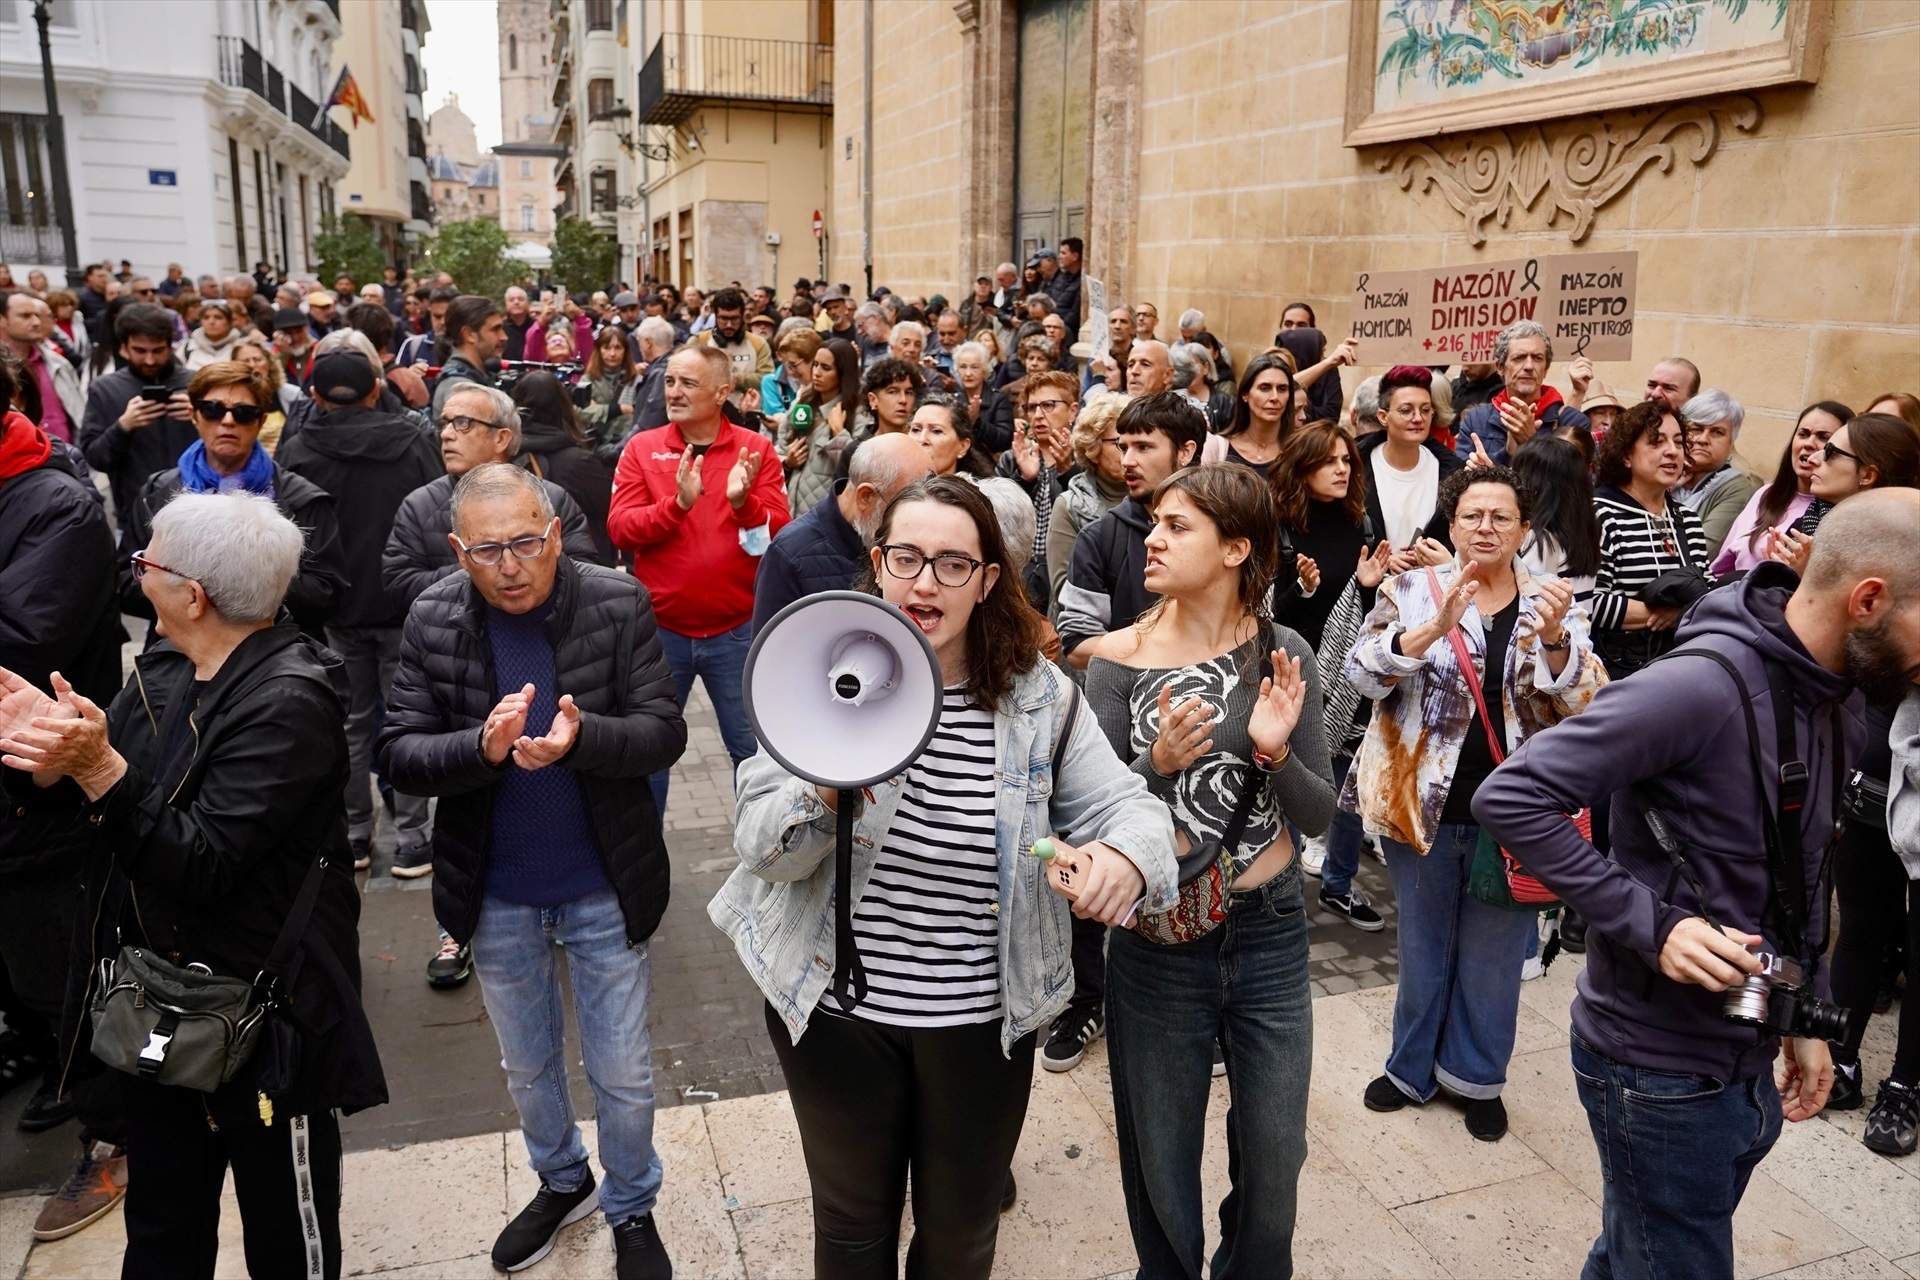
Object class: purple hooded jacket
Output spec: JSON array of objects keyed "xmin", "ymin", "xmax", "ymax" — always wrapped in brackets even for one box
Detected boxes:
[{"xmin": 1474, "ymin": 562, "xmax": 1865, "ymax": 1082}]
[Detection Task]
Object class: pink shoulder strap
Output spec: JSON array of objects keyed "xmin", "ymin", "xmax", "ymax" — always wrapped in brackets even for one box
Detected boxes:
[{"xmin": 1422, "ymin": 568, "xmax": 1504, "ymax": 764}]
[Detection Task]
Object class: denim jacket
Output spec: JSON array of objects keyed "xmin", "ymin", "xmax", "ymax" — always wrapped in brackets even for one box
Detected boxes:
[
  {"xmin": 711, "ymin": 659, "xmax": 1178, "ymax": 1056},
  {"xmin": 1341, "ymin": 558, "xmax": 1608, "ymax": 854}
]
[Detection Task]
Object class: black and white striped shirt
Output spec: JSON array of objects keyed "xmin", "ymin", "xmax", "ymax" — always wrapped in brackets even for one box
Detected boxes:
[
  {"xmin": 1591, "ymin": 486, "xmax": 1710, "ymax": 632},
  {"xmin": 829, "ymin": 689, "xmax": 1003, "ymax": 1028}
]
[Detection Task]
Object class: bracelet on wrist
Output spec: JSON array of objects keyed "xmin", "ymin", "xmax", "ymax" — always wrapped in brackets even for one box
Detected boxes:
[{"xmin": 1252, "ymin": 745, "xmax": 1289, "ymax": 772}]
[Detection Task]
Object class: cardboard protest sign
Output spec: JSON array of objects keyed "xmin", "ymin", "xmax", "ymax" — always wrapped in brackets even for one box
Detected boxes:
[{"xmin": 1349, "ymin": 251, "xmax": 1637, "ymax": 365}]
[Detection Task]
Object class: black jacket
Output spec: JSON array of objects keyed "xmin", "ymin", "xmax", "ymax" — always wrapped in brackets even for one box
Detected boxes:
[
  {"xmin": 79, "ymin": 363, "xmax": 197, "ymax": 526},
  {"xmin": 277, "ymin": 384, "xmax": 425, "ymax": 453},
  {"xmin": 430, "ymin": 353, "xmax": 494, "ymax": 420},
  {"xmin": 0, "ymin": 432, "xmax": 124, "ymax": 874},
  {"xmin": 375, "ymin": 559, "xmax": 687, "ymax": 946},
  {"xmin": 5, "ymin": 626, "xmax": 387, "ymax": 1113},
  {"xmin": 518, "ymin": 416, "xmax": 615, "ymax": 563},
  {"xmin": 974, "ymin": 387, "xmax": 1015, "ymax": 455},
  {"xmin": 117, "ymin": 463, "xmax": 348, "ymax": 640},
  {"xmin": 1356, "ymin": 430, "xmax": 1462, "ymax": 549},
  {"xmin": 751, "ymin": 478, "xmax": 864, "ymax": 632},
  {"xmin": 277, "ymin": 404, "xmax": 444, "ymax": 628},
  {"xmin": 1058, "ymin": 495, "xmax": 1154, "ymax": 657},
  {"xmin": 382, "ymin": 473, "xmax": 601, "ymax": 608}
]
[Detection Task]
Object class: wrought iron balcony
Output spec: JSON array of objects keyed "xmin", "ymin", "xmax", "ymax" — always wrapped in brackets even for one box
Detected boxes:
[
  {"xmin": 216, "ymin": 37, "xmax": 283, "ymax": 115},
  {"xmin": 636, "ymin": 33, "xmax": 833, "ymax": 126}
]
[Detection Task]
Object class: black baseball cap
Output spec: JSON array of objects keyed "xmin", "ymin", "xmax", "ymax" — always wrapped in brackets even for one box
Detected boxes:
[{"xmin": 309, "ymin": 350, "xmax": 377, "ymax": 405}]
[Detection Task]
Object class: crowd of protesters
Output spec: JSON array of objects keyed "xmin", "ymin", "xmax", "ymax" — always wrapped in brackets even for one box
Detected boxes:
[{"xmin": 2, "ymin": 245, "xmax": 1919, "ymax": 1280}]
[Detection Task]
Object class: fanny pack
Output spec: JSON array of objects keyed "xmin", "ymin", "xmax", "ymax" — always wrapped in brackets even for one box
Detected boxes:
[
  {"xmin": 1842, "ymin": 769, "xmax": 1889, "ymax": 831},
  {"xmin": 90, "ymin": 857, "xmax": 326, "ymax": 1094}
]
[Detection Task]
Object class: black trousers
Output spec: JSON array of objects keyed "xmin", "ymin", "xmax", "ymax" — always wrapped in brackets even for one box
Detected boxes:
[
  {"xmin": 121, "ymin": 1077, "xmax": 343, "ymax": 1280},
  {"xmin": 1067, "ymin": 914, "xmax": 1107, "ymax": 1016},
  {"xmin": 0, "ymin": 865, "xmax": 84, "ymax": 1091},
  {"xmin": 766, "ymin": 1003, "xmax": 1035, "ymax": 1280},
  {"xmin": 1830, "ymin": 818, "xmax": 1919, "ymax": 1085}
]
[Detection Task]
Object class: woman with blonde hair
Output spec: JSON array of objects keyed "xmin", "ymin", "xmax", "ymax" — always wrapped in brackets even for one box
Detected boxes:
[
  {"xmin": 1046, "ymin": 392, "xmax": 1132, "ymax": 609},
  {"xmin": 229, "ymin": 338, "xmax": 294, "ymax": 452}
]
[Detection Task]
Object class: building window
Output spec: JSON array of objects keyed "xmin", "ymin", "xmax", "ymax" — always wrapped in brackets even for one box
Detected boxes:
[
  {"xmin": 477, "ymin": 192, "xmax": 487, "ymax": 209},
  {"xmin": 508, "ymin": 33, "xmax": 517, "ymax": 71},
  {"xmin": 585, "ymin": 0, "xmax": 612, "ymax": 30},
  {"xmin": 521, "ymin": 204, "xmax": 535, "ymax": 232},
  {"xmin": 588, "ymin": 78, "xmax": 615, "ymax": 118},
  {"xmin": 590, "ymin": 168, "xmax": 617, "ymax": 213},
  {"xmin": 520, "ymin": 159, "xmax": 531, "ymax": 178}
]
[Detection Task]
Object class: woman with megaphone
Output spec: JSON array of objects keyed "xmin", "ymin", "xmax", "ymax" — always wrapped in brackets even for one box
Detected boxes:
[
  {"xmin": 718, "ymin": 476, "xmax": 1176, "ymax": 1279},
  {"xmin": 1077, "ymin": 463, "xmax": 1337, "ymax": 1280}
]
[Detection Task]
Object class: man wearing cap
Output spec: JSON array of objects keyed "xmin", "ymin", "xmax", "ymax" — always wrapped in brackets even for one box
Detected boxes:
[
  {"xmin": 812, "ymin": 284, "xmax": 855, "ymax": 340},
  {"xmin": 306, "ymin": 290, "xmax": 343, "ymax": 341},
  {"xmin": 744, "ymin": 311, "xmax": 777, "ymax": 349},
  {"xmin": 691, "ymin": 288, "xmax": 773, "ymax": 382},
  {"xmin": 272, "ymin": 306, "xmax": 315, "ymax": 386},
  {"xmin": 278, "ymin": 345, "xmax": 443, "ymax": 876}
]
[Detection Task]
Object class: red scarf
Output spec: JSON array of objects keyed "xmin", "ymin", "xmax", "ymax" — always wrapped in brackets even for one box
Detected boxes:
[
  {"xmin": 0, "ymin": 410, "xmax": 52, "ymax": 480},
  {"xmin": 1492, "ymin": 383, "xmax": 1564, "ymax": 420}
]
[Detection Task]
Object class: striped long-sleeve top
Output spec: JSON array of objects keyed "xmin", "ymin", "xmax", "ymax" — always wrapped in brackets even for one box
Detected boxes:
[{"xmin": 1590, "ymin": 485, "xmax": 1710, "ymax": 635}]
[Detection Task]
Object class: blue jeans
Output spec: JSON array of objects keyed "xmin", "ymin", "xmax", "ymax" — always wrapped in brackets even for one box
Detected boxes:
[
  {"xmin": 1321, "ymin": 754, "xmax": 1363, "ymax": 897},
  {"xmin": 327, "ymin": 624, "xmax": 432, "ymax": 854},
  {"xmin": 470, "ymin": 888, "xmax": 662, "ymax": 1225},
  {"xmin": 1381, "ymin": 823, "xmax": 1535, "ymax": 1101},
  {"xmin": 650, "ymin": 622, "xmax": 758, "ymax": 818},
  {"xmin": 1571, "ymin": 1031, "xmax": 1782, "ymax": 1280},
  {"xmin": 1107, "ymin": 863, "xmax": 1312, "ymax": 1280}
]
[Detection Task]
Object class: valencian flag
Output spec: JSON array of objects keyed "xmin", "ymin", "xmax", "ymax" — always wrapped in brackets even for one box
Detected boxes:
[{"xmin": 317, "ymin": 66, "xmax": 374, "ymax": 128}]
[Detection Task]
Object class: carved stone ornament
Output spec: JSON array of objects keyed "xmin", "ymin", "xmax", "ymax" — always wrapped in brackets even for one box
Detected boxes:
[{"xmin": 1380, "ymin": 94, "xmax": 1760, "ymax": 246}]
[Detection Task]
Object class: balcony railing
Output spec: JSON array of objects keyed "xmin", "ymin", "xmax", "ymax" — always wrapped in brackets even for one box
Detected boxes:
[
  {"xmin": 407, "ymin": 118, "xmax": 427, "ymax": 159},
  {"xmin": 216, "ymin": 37, "xmax": 281, "ymax": 114},
  {"xmin": 401, "ymin": 0, "xmax": 421, "ymax": 34},
  {"xmin": 267, "ymin": 65, "xmax": 285, "ymax": 115},
  {"xmin": 0, "ymin": 112, "xmax": 72, "ymax": 267},
  {"xmin": 324, "ymin": 120, "xmax": 350, "ymax": 159},
  {"xmin": 287, "ymin": 85, "xmax": 352, "ymax": 160},
  {"xmin": 411, "ymin": 185, "xmax": 433, "ymax": 225},
  {"xmin": 636, "ymin": 33, "xmax": 832, "ymax": 126}
]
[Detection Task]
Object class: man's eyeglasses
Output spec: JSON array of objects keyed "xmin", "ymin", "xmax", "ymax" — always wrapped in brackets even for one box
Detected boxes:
[
  {"xmin": 192, "ymin": 399, "xmax": 265, "ymax": 425},
  {"xmin": 1822, "ymin": 441, "xmax": 1861, "ymax": 465},
  {"xmin": 130, "ymin": 550, "xmax": 187, "ymax": 583},
  {"xmin": 1024, "ymin": 398, "xmax": 1069, "ymax": 416},
  {"xmin": 454, "ymin": 524, "xmax": 553, "ymax": 567},
  {"xmin": 1455, "ymin": 510, "xmax": 1520, "ymax": 531},
  {"xmin": 439, "ymin": 414, "xmax": 500, "ymax": 434},
  {"xmin": 879, "ymin": 544, "xmax": 984, "ymax": 588}
]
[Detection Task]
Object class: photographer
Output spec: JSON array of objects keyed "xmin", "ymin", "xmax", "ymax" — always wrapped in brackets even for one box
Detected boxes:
[{"xmin": 1475, "ymin": 487, "xmax": 1920, "ymax": 1279}]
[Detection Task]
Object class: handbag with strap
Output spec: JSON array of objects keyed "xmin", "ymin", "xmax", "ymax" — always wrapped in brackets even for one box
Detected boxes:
[
  {"xmin": 1128, "ymin": 640, "xmax": 1275, "ymax": 946},
  {"xmin": 90, "ymin": 856, "xmax": 328, "ymax": 1094},
  {"xmin": 1421, "ymin": 569, "xmax": 1586, "ymax": 911}
]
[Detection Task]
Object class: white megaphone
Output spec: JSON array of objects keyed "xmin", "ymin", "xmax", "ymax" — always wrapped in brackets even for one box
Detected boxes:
[{"xmin": 742, "ymin": 591, "xmax": 944, "ymax": 1005}]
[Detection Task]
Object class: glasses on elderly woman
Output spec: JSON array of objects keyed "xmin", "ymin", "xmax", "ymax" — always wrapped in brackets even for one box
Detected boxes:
[
  {"xmin": 130, "ymin": 550, "xmax": 188, "ymax": 583},
  {"xmin": 453, "ymin": 523, "xmax": 553, "ymax": 566}
]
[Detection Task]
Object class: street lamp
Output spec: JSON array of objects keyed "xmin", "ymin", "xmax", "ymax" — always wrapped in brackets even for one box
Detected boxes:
[{"xmin": 32, "ymin": 0, "xmax": 83, "ymax": 287}]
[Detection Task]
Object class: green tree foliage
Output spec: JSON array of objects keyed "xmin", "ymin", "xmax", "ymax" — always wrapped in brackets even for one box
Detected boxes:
[
  {"xmin": 550, "ymin": 217, "xmax": 619, "ymax": 296},
  {"xmin": 423, "ymin": 218, "xmax": 514, "ymax": 299},
  {"xmin": 313, "ymin": 215, "xmax": 388, "ymax": 291}
]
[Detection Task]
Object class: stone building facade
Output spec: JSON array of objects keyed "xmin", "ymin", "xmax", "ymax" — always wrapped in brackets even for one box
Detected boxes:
[
  {"xmin": 496, "ymin": 0, "xmax": 561, "ymax": 244},
  {"xmin": 829, "ymin": 0, "xmax": 1920, "ymax": 463}
]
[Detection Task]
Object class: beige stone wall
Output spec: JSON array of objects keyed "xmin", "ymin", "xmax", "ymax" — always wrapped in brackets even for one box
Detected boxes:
[
  {"xmin": 828, "ymin": 0, "xmax": 967, "ymax": 296},
  {"xmin": 1128, "ymin": 0, "xmax": 1920, "ymax": 469}
]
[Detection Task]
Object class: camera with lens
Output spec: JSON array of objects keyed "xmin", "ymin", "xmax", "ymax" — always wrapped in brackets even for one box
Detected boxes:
[{"xmin": 1722, "ymin": 951, "xmax": 1850, "ymax": 1040}]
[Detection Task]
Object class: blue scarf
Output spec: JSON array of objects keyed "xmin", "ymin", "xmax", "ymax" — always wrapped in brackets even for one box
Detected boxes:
[{"xmin": 177, "ymin": 439, "xmax": 276, "ymax": 498}]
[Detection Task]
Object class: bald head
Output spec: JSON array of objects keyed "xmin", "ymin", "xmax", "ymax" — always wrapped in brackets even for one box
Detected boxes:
[
  {"xmin": 842, "ymin": 433, "xmax": 934, "ymax": 541},
  {"xmin": 1803, "ymin": 487, "xmax": 1920, "ymax": 597}
]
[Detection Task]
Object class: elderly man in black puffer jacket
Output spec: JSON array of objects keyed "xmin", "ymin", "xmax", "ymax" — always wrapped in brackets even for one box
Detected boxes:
[{"xmin": 376, "ymin": 463, "xmax": 685, "ymax": 1280}]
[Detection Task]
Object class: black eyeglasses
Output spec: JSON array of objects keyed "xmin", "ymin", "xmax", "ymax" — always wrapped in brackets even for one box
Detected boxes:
[
  {"xmin": 1822, "ymin": 441, "xmax": 1861, "ymax": 465},
  {"xmin": 879, "ymin": 544, "xmax": 984, "ymax": 588},
  {"xmin": 192, "ymin": 399, "xmax": 265, "ymax": 425},
  {"xmin": 438, "ymin": 414, "xmax": 500, "ymax": 434},
  {"xmin": 453, "ymin": 523, "xmax": 553, "ymax": 567}
]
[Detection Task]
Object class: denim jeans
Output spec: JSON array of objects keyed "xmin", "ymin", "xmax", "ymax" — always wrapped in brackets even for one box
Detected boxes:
[
  {"xmin": 1571, "ymin": 1031, "xmax": 1782, "ymax": 1280},
  {"xmin": 327, "ymin": 624, "xmax": 432, "ymax": 853},
  {"xmin": 1107, "ymin": 862, "xmax": 1312, "ymax": 1280},
  {"xmin": 650, "ymin": 622, "xmax": 758, "ymax": 817},
  {"xmin": 1321, "ymin": 754, "xmax": 1364, "ymax": 897},
  {"xmin": 1381, "ymin": 823, "xmax": 1535, "ymax": 1101},
  {"xmin": 470, "ymin": 888, "xmax": 663, "ymax": 1225}
]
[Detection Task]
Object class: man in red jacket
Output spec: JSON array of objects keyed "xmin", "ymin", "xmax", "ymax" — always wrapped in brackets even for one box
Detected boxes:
[{"xmin": 608, "ymin": 346, "xmax": 789, "ymax": 817}]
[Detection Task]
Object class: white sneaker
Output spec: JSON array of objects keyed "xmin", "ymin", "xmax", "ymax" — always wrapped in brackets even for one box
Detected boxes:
[
  {"xmin": 1521, "ymin": 955, "xmax": 1546, "ymax": 982},
  {"xmin": 1301, "ymin": 835, "xmax": 1327, "ymax": 878}
]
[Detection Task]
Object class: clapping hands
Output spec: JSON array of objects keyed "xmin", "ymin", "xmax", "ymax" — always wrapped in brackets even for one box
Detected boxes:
[{"xmin": 1248, "ymin": 652, "xmax": 1307, "ymax": 760}]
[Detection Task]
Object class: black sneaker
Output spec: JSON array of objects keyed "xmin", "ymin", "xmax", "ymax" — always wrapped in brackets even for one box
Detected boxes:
[
  {"xmin": 1364, "ymin": 1074, "xmax": 1412, "ymax": 1112},
  {"xmin": 350, "ymin": 839, "xmax": 371, "ymax": 872},
  {"xmin": 17, "ymin": 1084, "xmax": 74, "ymax": 1133},
  {"xmin": 1041, "ymin": 1006, "xmax": 1103, "ymax": 1073},
  {"xmin": 1559, "ymin": 910, "xmax": 1588, "ymax": 954},
  {"xmin": 1211, "ymin": 1040, "xmax": 1227, "ymax": 1079},
  {"xmin": 1828, "ymin": 1059, "xmax": 1864, "ymax": 1111},
  {"xmin": 1317, "ymin": 886, "xmax": 1385, "ymax": 932},
  {"xmin": 1863, "ymin": 1078, "xmax": 1918, "ymax": 1157},
  {"xmin": 492, "ymin": 1172, "xmax": 598, "ymax": 1272},
  {"xmin": 427, "ymin": 931, "xmax": 473, "ymax": 989},
  {"xmin": 391, "ymin": 843, "xmax": 433, "ymax": 879},
  {"xmin": 1464, "ymin": 1096, "xmax": 1508, "ymax": 1142},
  {"xmin": 1000, "ymin": 1169, "xmax": 1017, "ymax": 1213},
  {"xmin": 611, "ymin": 1212, "xmax": 673, "ymax": 1280}
]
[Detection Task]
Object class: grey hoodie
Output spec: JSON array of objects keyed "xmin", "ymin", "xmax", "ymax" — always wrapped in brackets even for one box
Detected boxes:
[{"xmin": 1474, "ymin": 562, "xmax": 1865, "ymax": 1082}]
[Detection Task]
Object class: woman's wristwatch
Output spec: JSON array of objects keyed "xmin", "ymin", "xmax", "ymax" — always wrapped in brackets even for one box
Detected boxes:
[{"xmin": 1539, "ymin": 631, "xmax": 1571, "ymax": 652}]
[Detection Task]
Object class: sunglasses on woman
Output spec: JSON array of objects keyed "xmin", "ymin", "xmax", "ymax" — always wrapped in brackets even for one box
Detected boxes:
[
  {"xmin": 1822, "ymin": 440, "xmax": 1861, "ymax": 465},
  {"xmin": 192, "ymin": 399, "xmax": 265, "ymax": 425}
]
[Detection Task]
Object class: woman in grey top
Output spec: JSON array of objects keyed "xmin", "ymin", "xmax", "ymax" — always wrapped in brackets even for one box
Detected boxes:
[{"xmin": 1080, "ymin": 463, "xmax": 1335, "ymax": 1280}]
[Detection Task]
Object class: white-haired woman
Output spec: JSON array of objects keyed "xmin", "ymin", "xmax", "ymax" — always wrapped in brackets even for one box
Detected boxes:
[
  {"xmin": 1046, "ymin": 392, "xmax": 1132, "ymax": 610},
  {"xmin": 0, "ymin": 492, "xmax": 386, "ymax": 1279},
  {"xmin": 1672, "ymin": 388, "xmax": 1758, "ymax": 556},
  {"xmin": 954, "ymin": 339, "xmax": 1014, "ymax": 454}
]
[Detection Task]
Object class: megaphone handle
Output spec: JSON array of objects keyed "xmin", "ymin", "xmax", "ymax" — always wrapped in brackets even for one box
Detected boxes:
[{"xmin": 831, "ymin": 792, "xmax": 868, "ymax": 1006}]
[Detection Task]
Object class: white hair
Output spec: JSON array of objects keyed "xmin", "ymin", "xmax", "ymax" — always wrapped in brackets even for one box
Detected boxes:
[
  {"xmin": 975, "ymin": 478, "xmax": 1037, "ymax": 574},
  {"xmin": 444, "ymin": 383, "xmax": 523, "ymax": 454},
  {"xmin": 451, "ymin": 462, "xmax": 553, "ymax": 538},
  {"xmin": 1493, "ymin": 319, "xmax": 1552, "ymax": 368},
  {"xmin": 1178, "ymin": 308, "xmax": 1205, "ymax": 332},
  {"xmin": 149, "ymin": 492, "xmax": 305, "ymax": 623},
  {"xmin": 1681, "ymin": 387, "xmax": 1745, "ymax": 438},
  {"xmin": 636, "ymin": 316, "xmax": 675, "ymax": 351},
  {"xmin": 890, "ymin": 320, "xmax": 926, "ymax": 345},
  {"xmin": 953, "ymin": 341, "xmax": 990, "ymax": 366},
  {"xmin": 1351, "ymin": 375, "xmax": 1383, "ymax": 430},
  {"xmin": 1169, "ymin": 342, "xmax": 1211, "ymax": 386}
]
